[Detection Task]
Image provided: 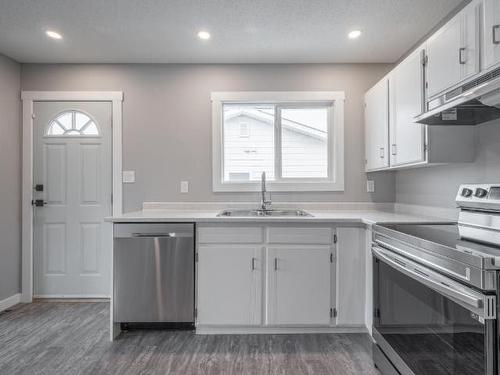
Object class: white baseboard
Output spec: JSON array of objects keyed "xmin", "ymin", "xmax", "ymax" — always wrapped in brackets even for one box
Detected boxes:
[
  {"xmin": 195, "ymin": 325, "xmax": 367, "ymax": 335},
  {"xmin": 0, "ymin": 293, "xmax": 21, "ymax": 312}
]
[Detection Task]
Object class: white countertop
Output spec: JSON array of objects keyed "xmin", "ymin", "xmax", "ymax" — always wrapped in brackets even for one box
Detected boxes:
[{"xmin": 106, "ymin": 209, "xmax": 451, "ymax": 225}]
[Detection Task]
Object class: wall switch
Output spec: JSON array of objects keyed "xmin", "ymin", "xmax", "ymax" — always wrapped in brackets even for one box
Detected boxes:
[
  {"xmin": 367, "ymin": 180, "xmax": 375, "ymax": 193},
  {"xmin": 180, "ymin": 181, "xmax": 189, "ymax": 193},
  {"xmin": 122, "ymin": 170, "xmax": 136, "ymax": 183}
]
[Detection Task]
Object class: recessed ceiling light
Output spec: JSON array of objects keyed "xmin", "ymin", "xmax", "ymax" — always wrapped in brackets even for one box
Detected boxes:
[
  {"xmin": 46, "ymin": 30, "xmax": 62, "ymax": 40},
  {"xmin": 348, "ymin": 30, "xmax": 362, "ymax": 39},
  {"xmin": 197, "ymin": 31, "xmax": 211, "ymax": 40}
]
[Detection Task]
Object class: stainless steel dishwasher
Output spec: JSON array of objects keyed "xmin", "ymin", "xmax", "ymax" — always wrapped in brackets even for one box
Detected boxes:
[{"xmin": 113, "ymin": 223, "xmax": 194, "ymax": 325}]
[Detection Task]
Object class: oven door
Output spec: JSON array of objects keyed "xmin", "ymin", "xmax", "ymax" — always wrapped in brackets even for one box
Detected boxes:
[{"xmin": 372, "ymin": 246, "xmax": 497, "ymax": 375}]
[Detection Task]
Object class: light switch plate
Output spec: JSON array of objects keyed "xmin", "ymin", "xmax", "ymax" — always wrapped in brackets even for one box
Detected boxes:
[
  {"xmin": 181, "ymin": 181, "xmax": 189, "ymax": 193},
  {"xmin": 122, "ymin": 170, "xmax": 136, "ymax": 183},
  {"xmin": 367, "ymin": 180, "xmax": 375, "ymax": 193}
]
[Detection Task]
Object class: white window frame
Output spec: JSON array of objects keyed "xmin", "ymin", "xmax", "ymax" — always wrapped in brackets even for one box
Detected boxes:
[{"xmin": 211, "ymin": 91, "xmax": 345, "ymax": 192}]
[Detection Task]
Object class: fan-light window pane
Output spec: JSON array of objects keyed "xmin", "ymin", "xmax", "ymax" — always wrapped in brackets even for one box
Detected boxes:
[{"xmin": 46, "ymin": 110, "xmax": 100, "ymax": 137}]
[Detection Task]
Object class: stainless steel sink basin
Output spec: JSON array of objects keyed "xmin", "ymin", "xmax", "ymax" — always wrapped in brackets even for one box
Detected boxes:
[{"xmin": 217, "ymin": 209, "xmax": 313, "ymax": 217}]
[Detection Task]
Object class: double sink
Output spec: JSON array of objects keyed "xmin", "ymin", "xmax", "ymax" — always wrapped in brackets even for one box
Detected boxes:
[{"xmin": 217, "ymin": 209, "xmax": 313, "ymax": 217}]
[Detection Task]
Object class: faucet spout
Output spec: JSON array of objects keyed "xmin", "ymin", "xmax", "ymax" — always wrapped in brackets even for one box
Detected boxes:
[{"xmin": 260, "ymin": 171, "xmax": 272, "ymax": 211}]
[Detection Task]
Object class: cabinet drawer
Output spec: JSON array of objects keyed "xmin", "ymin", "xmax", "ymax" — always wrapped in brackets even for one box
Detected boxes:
[
  {"xmin": 197, "ymin": 226, "xmax": 263, "ymax": 243},
  {"xmin": 267, "ymin": 227, "xmax": 333, "ymax": 244}
]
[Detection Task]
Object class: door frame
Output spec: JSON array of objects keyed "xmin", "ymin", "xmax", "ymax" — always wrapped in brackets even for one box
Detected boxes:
[{"xmin": 21, "ymin": 91, "xmax": 123, "ymax": 302}]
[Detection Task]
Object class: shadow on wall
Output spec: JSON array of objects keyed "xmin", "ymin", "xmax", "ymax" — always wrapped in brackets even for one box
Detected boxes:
[{"xmin": 395, "ymin": 120, "xmax": 500, "ymax": 208}]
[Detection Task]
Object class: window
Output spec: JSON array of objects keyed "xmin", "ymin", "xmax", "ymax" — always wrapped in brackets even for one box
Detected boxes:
[
  {"xmin": 46, "ymin": 110, "xmax": 99, "ymax": 137},
  {"xmin": 212, "ymin": 92, "xmax": 344, "ymax": 192}
]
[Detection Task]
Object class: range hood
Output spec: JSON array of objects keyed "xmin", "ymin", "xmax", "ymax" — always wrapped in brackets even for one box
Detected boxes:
[{"xmin": 415, "ymin": 66, "xmax": 500, "ymax": 125}]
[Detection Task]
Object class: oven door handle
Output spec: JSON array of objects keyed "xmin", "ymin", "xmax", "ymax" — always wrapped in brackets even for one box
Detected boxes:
[{"xmin": 372, "ymin": 246, "xmax": 490, "ymax": 314}]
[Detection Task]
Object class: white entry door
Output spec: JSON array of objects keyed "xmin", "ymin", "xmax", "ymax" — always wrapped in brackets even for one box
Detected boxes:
[{"xmin": 33, "ymin": 102, "xmax": 112, "ymax": 298}]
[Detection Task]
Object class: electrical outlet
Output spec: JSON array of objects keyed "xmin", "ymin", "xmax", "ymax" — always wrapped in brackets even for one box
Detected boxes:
[
  {"xmin": 367, "ymin": 180, "xmax": 375, "ymax": 193},
  {"xmin": 180, "ymin": 181, "xmax": 189, "ymax": 193}
]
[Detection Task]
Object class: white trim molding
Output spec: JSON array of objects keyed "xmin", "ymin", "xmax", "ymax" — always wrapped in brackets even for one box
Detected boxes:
[
  {"xmin": 211, "ymin": 91, "xmax": 345, "ymax": 192},
  {"xmin": 21, "ymin": 91, "xmax": 123, "ymax": 303},
  {"xmin": 0, "ymin": 293, "xmax": 21, "ymax": 312}
]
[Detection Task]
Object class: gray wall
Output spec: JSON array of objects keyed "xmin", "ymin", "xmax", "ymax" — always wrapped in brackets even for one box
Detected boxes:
[
  {"xmin": 0, "ymin": 54, "xmax": 21, "ymax": 301},
  {"xmin": 395, "ymin": 120, "xmax": 500, "ymax": 208},
  {"xmin": 22, "ymin": 63, "xmax": 394, "ymax": 212}
]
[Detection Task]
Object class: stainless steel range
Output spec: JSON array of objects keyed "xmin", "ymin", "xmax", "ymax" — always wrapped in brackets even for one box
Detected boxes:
[{"xmin": 372, "ymin": 184, "xmax": 500, "ymax": 375}]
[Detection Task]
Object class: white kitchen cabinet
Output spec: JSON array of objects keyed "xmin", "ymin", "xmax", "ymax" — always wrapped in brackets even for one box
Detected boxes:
[
  {"xmin": 364, "ymin": 77, "xmax": 390, "ymax": 171},
  {"xmin": 482, "ymin": 0, "xmax": 500, "ymax": 70},
  {"xmin": 336, "ymin": 228, "xmax": 366, "ymax": 327},
  {"xmin": 389, "ymin": 48, "xmax": 426, "ymax": 167},
  {"xmin": 365, "ymin": 48, "xmax": 475, "ymax": 171},
  {"xmin": 426, "ymin": 0, "xmax": 480, "ymax": 99},
  {"xmin": 266, "ymin": 246, "xmax": 332, "ymax": 326},
  {"xmin": 197, "ymin": 245, "xmax": 262, "ymax": 326}
]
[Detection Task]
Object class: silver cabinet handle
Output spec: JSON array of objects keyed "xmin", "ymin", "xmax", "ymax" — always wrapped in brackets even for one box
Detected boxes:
[
  {"xmin": 391, "ymin": 144, "xmax": 397, "ymax": 156},
  {"xmin": 372, "ymin": 246, "xmax": 485, "ymax": 313},
  {"xmin": 459, "ymin": 47, "xmax": 466, "ymax": 64},
  {"xmin": 251, "ymin": 257, "xmax": 256, "ymax": 271},
  {"xmin": 379, "ymin": 147, "xmax": 385, "ymax": 159},
  {"xmin": 274, "ymin": 258, "xmax": 278, "ymax": 271},
  {"xmin": 493, "ymin": 25, "xmax": 500, "ymax": 45}
]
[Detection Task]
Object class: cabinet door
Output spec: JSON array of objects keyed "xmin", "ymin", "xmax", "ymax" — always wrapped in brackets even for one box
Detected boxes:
[
  {"xmin": 482, "ymin": 0, "xmax": 500, "ymax": 70},
  {"xmin": 426, "ymin": 16, "xmax": 462, "ymax": 98},
  {"xmin": 389, "ymin": 49, "xmax": 426, "ymax": 166},
  {"xmin": 336, "ymin": 228, "xmax": 366, "ymax": 327},
  {"xmin": 197, "ymin": 245, "xmax": 262, "ymax": 326},
  {"xmin": 460, "ymin": 1, "xmax": 480, "ymax": 80},
  {"xmin": 364, "ymin": 78, "xmax": 389, "ymax": 171},
  {"xmin": 426, "ymin": 1, "xmax": 480, "ymax": 98},
  {"xmin": 266, "ymin": 246, "xmax": 331, "ymax": 326}
]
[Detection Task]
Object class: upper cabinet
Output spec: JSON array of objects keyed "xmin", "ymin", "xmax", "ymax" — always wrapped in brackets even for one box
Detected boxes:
[
  {"xmin": 389, "ymin": 48, "xmax": 426, "ymax": 166},
  {"xmin": 365, "ymin": 0, "xmax": 480, "ymax": 172},
  {"xmin": 482, "ymin": 0, "xmax": 500, "ymax": 70},
  {"xmin": 364, "ymin": 78, "xmax": 389, "ymax": 171},
  {"xmin": 426, "ymin": 0, "xmax": 480, "ymax": 99}
]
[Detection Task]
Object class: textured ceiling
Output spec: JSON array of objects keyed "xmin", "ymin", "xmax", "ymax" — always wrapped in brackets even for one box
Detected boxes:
[{"xmin": 0, "ymin": 0, "xmax": 464, "ymax": 63}]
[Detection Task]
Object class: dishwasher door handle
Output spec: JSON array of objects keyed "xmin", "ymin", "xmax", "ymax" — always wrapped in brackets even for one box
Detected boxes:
[{"xmin": 131, "ymin": 232, "xmax": 193, "ymax": 238}]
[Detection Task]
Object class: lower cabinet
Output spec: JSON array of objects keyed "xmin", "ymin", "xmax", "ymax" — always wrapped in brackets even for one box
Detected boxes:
[
  {"xmin": 196, "ymin": 224, "xmax": 366, "ymax": 331},
  {"xmin": 266, "ymin": 246, "xmax": 332, "ymax": 326},
  {"xmin": 336, "ymin": 227, "xmax": 366, "ymax": 326},
  {"xmin": 197, "ymin": 245, "xmax": 262, "ymax": 326}
]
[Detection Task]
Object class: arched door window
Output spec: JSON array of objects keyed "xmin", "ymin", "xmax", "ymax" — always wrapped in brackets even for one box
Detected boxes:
[{"xmin": 46, "ymin": 110, "xmax": 100, "ymax": 136}]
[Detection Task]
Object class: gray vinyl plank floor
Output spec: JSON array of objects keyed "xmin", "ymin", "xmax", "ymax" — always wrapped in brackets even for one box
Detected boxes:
[{"xmin": 0, "ymin": 301, "xmax": 379, "ymax": 375}]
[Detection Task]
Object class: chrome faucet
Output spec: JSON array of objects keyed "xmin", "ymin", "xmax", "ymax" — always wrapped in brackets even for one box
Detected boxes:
[{"xmin": 260, "ymin": 171, "xmax": 272, "ymax": 211}]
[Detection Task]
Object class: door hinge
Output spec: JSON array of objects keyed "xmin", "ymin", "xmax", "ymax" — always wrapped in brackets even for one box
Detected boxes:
[
  {"xmin": 333, "ymin": 234, "xmax": 338, "ymax": 244},
  {"xmin": 422, "ymin": 54, "xmax": 428, "ymax": 67},
  {"xmin": 330, "ymin": 308, "xmax": 337, "ymax": 318}
]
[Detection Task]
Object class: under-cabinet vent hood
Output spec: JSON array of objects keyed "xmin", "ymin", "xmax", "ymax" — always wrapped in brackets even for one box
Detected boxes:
[{"xmin": 415, "ymin": 66, "xmax": 500, "ymax": 125}]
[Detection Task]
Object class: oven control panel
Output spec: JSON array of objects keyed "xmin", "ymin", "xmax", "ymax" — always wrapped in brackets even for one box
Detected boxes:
[{"xmin": 456, "ymin": 184, "xmax": 500, "ymax": 211}]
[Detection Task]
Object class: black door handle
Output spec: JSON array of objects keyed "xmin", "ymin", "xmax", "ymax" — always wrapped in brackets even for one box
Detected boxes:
[{"xmin": 32, "ymin": 199, "xmax": 47, "ymax": 207}]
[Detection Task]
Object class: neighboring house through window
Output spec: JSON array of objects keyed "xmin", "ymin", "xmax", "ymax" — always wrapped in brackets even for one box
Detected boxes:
[{"xmin": 212, "ymin": 91, "xmax": 345, "ymax": 192}]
